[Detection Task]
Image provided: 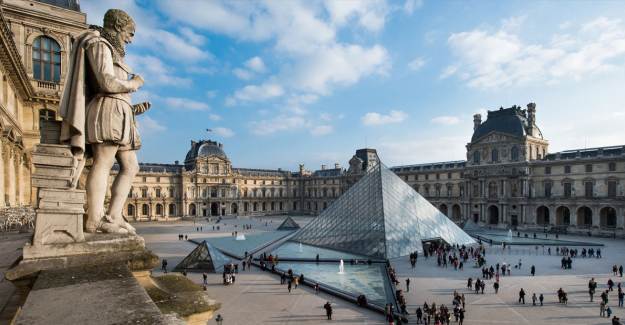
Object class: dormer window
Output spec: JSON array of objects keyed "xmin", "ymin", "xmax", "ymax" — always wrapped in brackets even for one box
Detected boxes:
[
  {"xmin": 473, "ymin": 151, "xmax": 480, "ymax": 164},
  {"xmin": 491, "ymin": 149, "xmax": 499, "ymax": 162}
]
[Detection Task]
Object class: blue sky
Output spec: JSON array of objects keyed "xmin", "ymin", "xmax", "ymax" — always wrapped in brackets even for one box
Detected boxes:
[{"xmin": 82, "ymin": 0, "xmax": 625, "ymax": 171}]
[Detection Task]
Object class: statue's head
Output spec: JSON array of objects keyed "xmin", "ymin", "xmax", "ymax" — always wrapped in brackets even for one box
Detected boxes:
[{"xmin": 103, "ymin": 9, "xmax": 135, "ymax": 47}]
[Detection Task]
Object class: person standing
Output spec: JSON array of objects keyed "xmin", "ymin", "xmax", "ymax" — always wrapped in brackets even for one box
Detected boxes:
[
  {"xmin": 287, "ymin": 279, "xmax": 292, "ymax": 293},
  {"xmin": 532, "ymin": 293, "xmax": 537, "ymax": 306},
  {"xmin": 416, "ymin": 307, "xmax": 423, "ymax": 324},
  {"xmin": 519, "ymin": 288, "xmax": 526, "ymax": 304},
  {"xmin": 202, "ymin": 272, "xmax": 208, "ymax": 286},
  {"xmin": 539, "ymin": 293, "xmax": 544, "ymax": 306},
  {"xmin": 324, "ymin": 301, "xmax": 333, "ymax": 320},
  {"xmin": 458, "ymin": 308, "xmax": 465, "ymax": 325},
  {"xmin": 530, "ymin": 265, "xmax": 535, "ymax": 276},
  {"xmin": 406, "ymin": 278, "xmax": 411, "ymax": 292},
  {"xmin": 590, "ymin": 278, "xmax": 597, "ymax": 302},
  {"xmin": 161, "ymin": 259, "xmax": 168, "ymax": 273},
  {"xmin": 618, "ymin": 289, "xmax": 624, "ymax": 307},
  {"xmin": 493, "ymin": 281, "xmax": 499, "ymax": 294}
]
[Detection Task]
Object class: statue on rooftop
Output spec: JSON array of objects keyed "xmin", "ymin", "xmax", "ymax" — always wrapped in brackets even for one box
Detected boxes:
[{"xmin": 60, "ymin": 9, "xmax": 151, "ymax": 234}]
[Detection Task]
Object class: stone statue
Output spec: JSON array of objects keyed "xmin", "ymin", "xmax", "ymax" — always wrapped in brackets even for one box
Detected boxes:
[{"xmin": 60, "ymin": 9, "xmax": 150, "ymax": 234}]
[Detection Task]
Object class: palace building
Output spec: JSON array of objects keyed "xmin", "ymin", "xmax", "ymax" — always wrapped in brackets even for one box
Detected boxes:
[{"xmin": 117, "ymin": 103, "xmax": 625, "ymax": 237}]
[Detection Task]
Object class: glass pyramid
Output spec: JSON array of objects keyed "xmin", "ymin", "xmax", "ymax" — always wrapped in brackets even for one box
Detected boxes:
[
  {"xmin": 277, "ymin": 216, "xmax": 300, "ymax": 230},
  {"xmin": 173, "ymin": 240, "xmax": 232, "ymax": 273},
  {"xmin": 293, "ymin": 163, "xmax": 476, "ymax": 259}
]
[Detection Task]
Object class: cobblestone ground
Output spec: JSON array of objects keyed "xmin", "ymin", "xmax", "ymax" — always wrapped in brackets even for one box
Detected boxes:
[{"xmin": 136, "ymin": 218, "xmax": 625, "ymax": 325}]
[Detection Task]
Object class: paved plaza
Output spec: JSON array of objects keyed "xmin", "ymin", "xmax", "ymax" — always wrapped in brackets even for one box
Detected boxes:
[{"xmin": 137, "ymin": 217, "xmax": 625, "ymax": 324}]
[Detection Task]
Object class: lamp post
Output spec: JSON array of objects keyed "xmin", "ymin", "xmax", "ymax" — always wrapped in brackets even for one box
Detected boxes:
[{"xmin": 215, "ymin": 314, "xmax": 223, "ymax": 325}]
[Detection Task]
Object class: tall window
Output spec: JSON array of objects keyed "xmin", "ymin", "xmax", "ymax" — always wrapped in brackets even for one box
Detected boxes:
[
  {"xmin": 584, "ymin": 181, "xmax": 593, "ymax": 198},
  {"xmin": 33, "ymin": 36, "xmax": 61, "ymax": 82},
  {"xmin": 491, "ymin": 149, "xmax": 499, "ymax": 162},
  {"xmin": 544, "ymin": 182, "xmax": 552, "ymax": 198},
  {"xmin": 473, "ymin": 151, "xmax": 480, "ymax": 164},
  {"xmin": 511, "ymin": 146, "xmax": 519, "ymax": 161},
  {"xmin": 608, "ymin": 181, "xmax": 617, "ymax": 198},
  {"xmin": 563, "ymin": 182, "xmax": 572, "ymax": 198}
]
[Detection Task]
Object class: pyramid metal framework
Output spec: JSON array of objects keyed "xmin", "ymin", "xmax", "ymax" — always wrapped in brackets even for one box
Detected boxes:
[
  {"xmin": 292, "ymin": 163, "xmax": 476, "ymax": 259},
  {"xmin": 173, "ymin": 241, "xmax": 232, "ymax": 273},
  {"xmin": 277, "ymin": 216, "xmax": 300, "ymax": 230}
]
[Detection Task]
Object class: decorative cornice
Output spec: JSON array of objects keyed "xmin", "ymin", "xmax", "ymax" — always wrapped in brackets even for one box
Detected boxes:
[{"xmin": 0, "ymin": 8, "xmax": 35, "ymax": 100}]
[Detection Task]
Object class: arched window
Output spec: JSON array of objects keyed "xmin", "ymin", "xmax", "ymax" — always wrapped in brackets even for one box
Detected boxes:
[
  {"xmin": 142, "ymin": 204, "xmax": 149, "ymax": 216},
  {"xmin": 473, "ymin": 151, "xmax": 480, "ymax": 164},
  {"xmin": 33, "ymin": 36, "xmax": 61, "ymax": 82},
  {"xmin": 511, "ymin": 146, "xmax": 519, "ymax": 161},
  {"xmin": 491, "ymin": 148, "xmax": 499, "ymax": 162},
  {"xmin": 127, "ymin": 204, "xmax": 135, "ymax": 217}
]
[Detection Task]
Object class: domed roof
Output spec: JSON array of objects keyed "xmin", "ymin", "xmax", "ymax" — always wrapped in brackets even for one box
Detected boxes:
[
  {"xmin": 197, "ymin": 142, "xmax": 228, "ymax": 159},
  {"xmin": 471, "ymin": 106, "xmax": 543, "ymax": 142}
]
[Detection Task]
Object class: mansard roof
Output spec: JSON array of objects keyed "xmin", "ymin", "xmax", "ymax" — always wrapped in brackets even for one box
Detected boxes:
[
  {"xmin": 391, "ymin": 160, "xmax": 466, "ymax": 173},
  {"xmin": 35, "ymin": 0, "xmax": 80, "ymax": 11},
  {"xmin": 543, "ymin": 145, "xmax": 625, "ymax": 161},
  {"xmin": 472, "ymin": 106, "xmax": 543, "ymax": 142},
  {"xmin": 232, "ymin": 167, "xmax": 291, "ymax": 177},
  {"xmin": 313, "ymin": 168, "xmax": 342, "ymax": 177}
]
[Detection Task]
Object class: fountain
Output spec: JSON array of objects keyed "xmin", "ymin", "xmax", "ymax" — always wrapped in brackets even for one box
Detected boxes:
[
  {"xmin": 507, "ymin": 229, "xmax": 513, "ymax": 242},
  {"xmin": 338, "ymin": 259, "xmax": 345, "ymax": 275},
  {"xmin": 235, "ymin": 233, "xmax": 246, "ymax": 241},
  {"xmin": 298, "ymin": 242, "xmax": 303, "ymax": 253}
]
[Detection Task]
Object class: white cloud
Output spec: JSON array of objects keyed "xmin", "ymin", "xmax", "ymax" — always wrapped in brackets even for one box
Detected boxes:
[
  {"xmin": 250, "ymin": 115, "xmax": 307, "ymax": 135},
  {"xmin": 362, "ymin": 110, "xmax": 408, "ymax": 126},
  {"xmin": 431, "ymin": 116, "xmax": 461, "ymax": 125},
  {"xmin": 178, "ymin": 26, "xmax": 206, "ymax": 46},
  {"xmin": 408, "ymin": 56, "xmax": 426, "ymax": 71},
  {"xmin": 403, "ymin": 0, "xmax": 423, "ymax": 15},
  {"xmin": 245, "ymin": 56, "xmax": 267, "ymax": 73},
  {"xmin": 136, "ymin": 116, "xmax": 166, "ymax": 135},
  {"xmin": 227, "ymin": 82, "xmax": 285, "ymax": 105},
  {"xmin": 206, "ymin": 90, "xmax": 218, "ymax": 98},
  {"xmin": 310, "ymin": 125, "xmax": 333, "ymax": 136},
  {"xmin": 163, "ymin": 97, "xmax": 209, "ymax": 111},
  {"xmin": 233, "ymin": 68, "xmax": 254, "ymax": 80},
  {"xmin": 208, "ymin": 114, "xmax": 222, "ymax": 121},
  {"xmin": 126, "ymin": 55, "xmax": 192, "ymax": 87},
  {"xmin": 445, "ymin": 16, "xmax": 625, "ymax": 89},
  {"xmin": 324, "ymin": 0, "xmax": 389, "ymax": 32},
  {"xmin": 213, "ymin": 127, "xmax": 235, "ymax": 137}
]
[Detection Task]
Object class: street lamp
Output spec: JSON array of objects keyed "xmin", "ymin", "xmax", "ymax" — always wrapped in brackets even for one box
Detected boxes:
[{"xmin": 215, "ymin": 314, "xmax": 223, "ymax": 325}]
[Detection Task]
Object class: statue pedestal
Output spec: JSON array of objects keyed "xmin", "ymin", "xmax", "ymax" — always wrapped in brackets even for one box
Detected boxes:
[{"xmin": 6, "ymin": 144, "xmax": 158, "ymax": 280}]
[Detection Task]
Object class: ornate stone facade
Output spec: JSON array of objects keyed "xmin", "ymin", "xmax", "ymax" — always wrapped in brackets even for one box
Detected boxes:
[
  {"xmin": 121, "ymin": 104, "xmax": 625, "ymax": 237},
  {"xmin": 0, "ymin": 0, "xmax": 86, "ymax": 207}
]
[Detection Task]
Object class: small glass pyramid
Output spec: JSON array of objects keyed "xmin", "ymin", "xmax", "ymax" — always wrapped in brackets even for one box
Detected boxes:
[
  {"xmin": 292, "ymin": 163, "xmax": 476, "ymax": 259},
  {"xmin": 173, "ymin": 240, "xmax": 232, "ymax": 272},
  {"xmin": 277, "ymin": 216, "xmax": 300, "ymax": 230}
]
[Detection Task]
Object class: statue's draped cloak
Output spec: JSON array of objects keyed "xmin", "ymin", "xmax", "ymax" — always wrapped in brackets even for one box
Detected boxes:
[{"xmin": 60, "ymin": 29, "xmax": 140, "ymax": 159}]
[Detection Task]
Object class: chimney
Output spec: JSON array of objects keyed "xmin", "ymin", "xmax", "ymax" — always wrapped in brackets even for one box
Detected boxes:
[
  {"xmin": 321, "ymin": 164, "xmax": 327, "ymax": 170},
  {"xmin": 527, "ymin": 103, "xmax": 536, "ymax": 124},
  {"xmin": 174, "ymin": 160, "xmax": 179, "ymax": 165},
  {"xmin": 473, "ymin": 114, "xmax": 482, "ymax": 131},
  {"xmin": 334, "ymin": 163, "xmax": 340, "ymax": 169}
]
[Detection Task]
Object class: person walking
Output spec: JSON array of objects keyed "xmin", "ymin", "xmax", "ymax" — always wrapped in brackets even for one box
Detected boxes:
[
  {"xmin": 324, "ymin": 301, "xmax": 333, "ymax": 320},
  {"xmin": 601, "ymin": 301, "xmax": 607, "ymax": 317},
  {"xmin": 530, "ymin": 265, "xmax": 535, "ymax": 276},
  {"xmin": 458, "ymin": 308, "xmax": 465, "ymax": 325},
  {"xmin": 287, "ymin": 279, "xmax": 292, "ymax": 293},
  {"xmin": 532, "ymin": 293, "xmax": 537, "ymax": 306},
  {"xmin": 416, "ymin": 307, "xmax": 423, "ymax": 324},
  {"xmin": 202, "ymin": 272, "xmax": 208, "ymax": 286},
  {"xmin": 590, "ymin": 278, "xmax": 597, "ymax": 302},
  {"xmin": 493, "ymin": 281, "xmax": 499, "ymax": 294},
  {"xmin": 519, "ymin": 288, "xmax": 526, "ymax": 304},
  {"xmin": 618, "ymin": 289, "xmax": 624, "ymax": 307},
  {"xmin": 161, "ymin": 259, "xmax": 168, "ymax": 273},
  {"xmin": 539, "ymin": 293, "xmax": 544, "ymax": 306},
  {"xmin": 406, "ymin": 278, "xmax": 411, "ymax": 292}
]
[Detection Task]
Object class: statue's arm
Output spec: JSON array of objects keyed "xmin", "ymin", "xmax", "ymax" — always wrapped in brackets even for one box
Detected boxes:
[{"xmin": 86, "ymin": 42, "xmax": 140, "ymax": 94}]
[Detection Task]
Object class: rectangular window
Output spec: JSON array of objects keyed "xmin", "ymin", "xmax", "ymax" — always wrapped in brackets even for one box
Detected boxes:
[
  {"xmin": 584, "ymin": 182, "xmax": 593, "ymax": 198},
  {"xmin": 448, "ymin": 172, "xmax": 452, "ymax": 179},
  {"xmin": 545, "ymin": 166, "xmax": 551, "ymax": 175},
  {"xmin": 585, "ymin": 164, "xmax": 593, "ymax": 173},
  {"xmin": 608, "ymin": 181, "xmax": 617, "ymax": 198},
  {"xmin": 436, "ymin": 173, "xmax": 440, "ymax": 180},
  {"xmin": 155, "ymin": 188, "xmax": 161, "ymax": 198},
  {"xmin": 564, "ymin": 166, "xmax": 571, "ymax": 174},
  {"xmin": 609, "ymin": 162, "xmax": 616, "ymax": 172},
  {"xmin": 563, "ymin": 183, "xmax": 572, "ymax": 198},
  {"xmin": 544, "ymin": 182, "xmax": 552, "ymax": 198},
  {"xmin": 141, "ymin": 188, "xmax": 147, "ymax": 198}
]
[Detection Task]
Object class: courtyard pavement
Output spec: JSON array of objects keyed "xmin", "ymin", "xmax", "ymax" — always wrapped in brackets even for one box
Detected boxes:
[{"xmin": 136, "ymin": 217, "xmax": 625, "ymax": 324}]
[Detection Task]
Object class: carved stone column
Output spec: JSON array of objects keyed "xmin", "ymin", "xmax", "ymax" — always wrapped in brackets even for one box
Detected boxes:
[
  {"xmin": 0, "ymin": 140, "xmax": 4, "ymax": 207},
  {"xmin": 6, "ymin": 145, "xmax": 15, "ymax": 206},
  {"xmin": 15, "ymin": 151, "xmax": 22, "ymax": 205}
]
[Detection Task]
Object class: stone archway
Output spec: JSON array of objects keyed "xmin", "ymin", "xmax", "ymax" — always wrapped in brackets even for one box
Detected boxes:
[
  {"xmin": 488, "ymin": 205, "xmax": 499, "ymax": 225},
  {"xmin": 600, "ymin": 207, "xmax": 617, "ymax": 228},
  {"xmin": 210, "ymin": 202, "xmax": 219, "ymax": 216},
  {"xmin": 555, "ymin": 206, "xmax": 571, "ymax": 225},
  {"xmin": 576, "ymin": 206, "xmax": 593, "ymax": 227},
  {"xmin": 536, "ymin": 206, "xmax": 550, "ymax": 225},
  {"xmin": 452, "ymin": 204, "xmax": 461, "ymax": 221},
  {"xmin": 188, "ymin": 203, "xmax": 196, "ymax": 216},
  {"xmin": 439, "ymin": 204, "xmax": 448, "ymax": 216},
  {"xmin": 231, "ymin": 202, "xmax": 238, "ymax": 215},
  {"xmin": 127, "ymin": 204, "xmax": 135, "ymax": 218}
]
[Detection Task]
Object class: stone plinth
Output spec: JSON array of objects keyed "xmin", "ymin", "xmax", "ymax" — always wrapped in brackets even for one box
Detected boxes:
[
  {"xmin": 30, "ymin": 144, "xmax": 85, "ymax": 247},
  {"xmin": 6, "ymin": 233, "xmax": 158, "ymax": 280}
]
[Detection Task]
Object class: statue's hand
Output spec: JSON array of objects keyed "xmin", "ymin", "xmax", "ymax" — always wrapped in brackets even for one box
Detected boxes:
[
  {"xmin": 130, "ymin": 74, "xmax": 145, "ymax": 89},
  {"xmin": 133, "ymin": 102, "xmax": 151, "ymax": 115}
]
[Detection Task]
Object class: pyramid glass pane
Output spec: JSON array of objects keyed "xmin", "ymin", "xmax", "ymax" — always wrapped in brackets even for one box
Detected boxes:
[
  {"xmin": 201, "ymin": 231, "xmax": 293, "ymax": 258},
  {"xmin": 277, "ymin": 216, "xmax": 300, "ymax": 230},
  {"xmin": 293, "ymin": 167, "xmax": 387, "ymax": 258},
  {"xmin": 293, "ymin": 161, "xmax": 475, "ymax": 259},
  {"xmin": 174, "ymin": 241, "xmax": 232, "ymax": 273}
]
